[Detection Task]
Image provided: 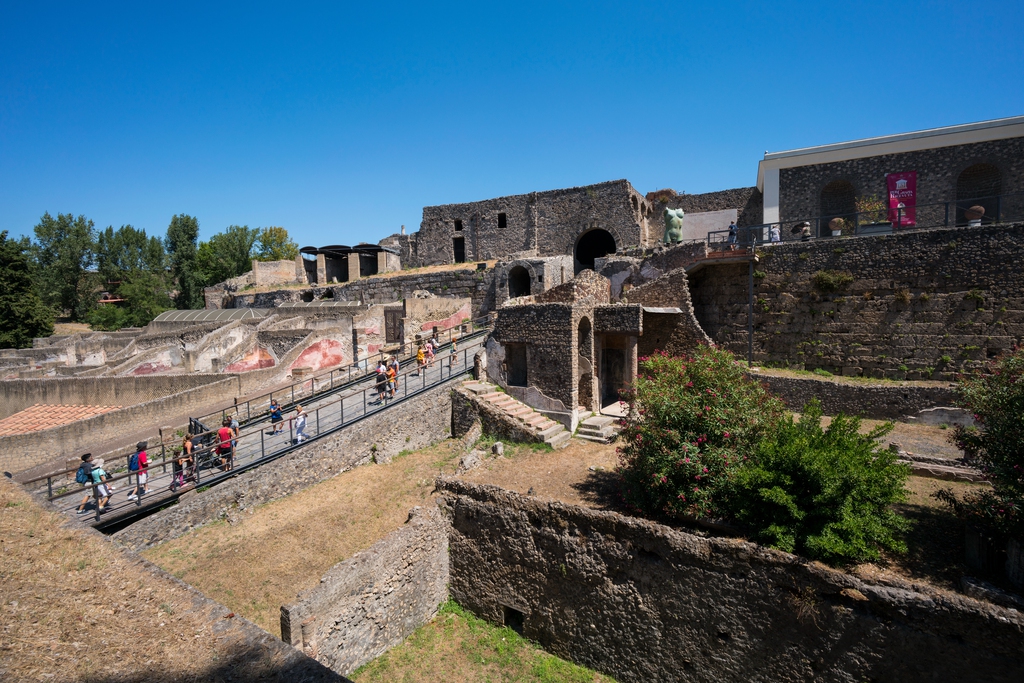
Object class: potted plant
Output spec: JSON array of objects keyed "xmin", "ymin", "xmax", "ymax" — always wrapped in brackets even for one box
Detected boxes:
[{"xmin": 855, "ymin": 195, "xmax": 892, "ymax": 235}]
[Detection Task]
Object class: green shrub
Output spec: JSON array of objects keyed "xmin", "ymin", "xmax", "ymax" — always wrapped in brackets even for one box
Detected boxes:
[
  {"xmin": 730, "ymin": 400, "xmax": 910, "ymax": 565},
  {"xmin": 936, "ymin": 348, "xmax": 1024, "ymax": 539},
  {"xmin": 812, "ymin": 368, "xmax": 832, "ymax": 377},
  {"xmin": 811, "ymin": 270, "xmax": 854, "ymax": 292},
  {"xmin": 617, "ymin": 347, "xmax": 787, "ymax": 519}
]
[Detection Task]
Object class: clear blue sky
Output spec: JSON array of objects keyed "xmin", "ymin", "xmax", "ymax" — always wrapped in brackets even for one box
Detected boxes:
[{"xmin": 2, "ymin": 1, "xmax": 1022, "ymax": 248}]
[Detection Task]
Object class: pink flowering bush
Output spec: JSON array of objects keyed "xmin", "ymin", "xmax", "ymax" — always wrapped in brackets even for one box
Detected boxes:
[
  {"xmin": 617, "ymin": 346, "xmax": 786, "ymax": 518},
  {"xmin": 935, "ymin": 347, "xmax": 1024, "ymax": 540}
]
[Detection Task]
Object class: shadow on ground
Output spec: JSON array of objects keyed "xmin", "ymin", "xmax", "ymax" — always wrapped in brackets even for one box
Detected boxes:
[{"xmin": 571, "ymin": 469, "xmax": 624, "ymax": 511}]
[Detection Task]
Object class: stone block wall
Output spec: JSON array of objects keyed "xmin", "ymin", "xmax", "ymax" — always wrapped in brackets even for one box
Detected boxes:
[
  {"xmin": 625, "ymin": 268, "xmax": 713, "ymax": 356},
  {"xmin": 413, "ymin": 180, "xmax": 652, "ymax": 267},
  {"xmin": 749, "ymin": 372, "xmax": 957, "ymax": 420},
  {"xmin": 439, "ymin": 479, "xmax": 1024, "ymax": 683},
  {"xmin": 489, "ymin": 303, "xmax": 577, "ymax": 411},
  {"xmin": 648, "ymin": 186, "xmax": 764, "ymax": 228},
  {"xmin": 687, "ymin": 223, "xmax": 1024, "ymax": 377},
  {"xmin": 280, "ymin": 506, "xmax": 448, "ymax": 677},
  {"xmin": 113, "ymin": 380, "xmax": 458, "ymax": 550},
  {"xmin": 779, "ymin": 137, "xmax": 1024, "ymax": 223}
]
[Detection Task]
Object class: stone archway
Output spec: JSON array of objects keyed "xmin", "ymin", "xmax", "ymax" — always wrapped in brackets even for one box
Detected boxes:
[
  {"xmin": 508, "ymin": 265, "xmax": 531, "ymax": 298},
  {"xmin": 574, "ymin": 229, "xmax": 617, "ymax": 274}
]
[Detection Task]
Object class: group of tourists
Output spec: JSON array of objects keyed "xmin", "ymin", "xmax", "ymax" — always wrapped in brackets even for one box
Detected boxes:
[
  {"xmin": 726, "ymin": 220, "xmax": 805, "ymax": 249},
  {"xmin": 74, "ymin": 439, "xmax": 155, "ymax": 515}
]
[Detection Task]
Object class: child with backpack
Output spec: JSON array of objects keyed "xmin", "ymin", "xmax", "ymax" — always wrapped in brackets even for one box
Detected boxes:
[
  {"xmin": 126, "ymin": 441, "xmax": 150, "ymax": 501},
  {"xmin": 88, "ymin": 457, "xmax": 113, "ymax": 513},
  {"xmin": 75, "ymin": 453, "xmax": 96, "ymax": 515}
]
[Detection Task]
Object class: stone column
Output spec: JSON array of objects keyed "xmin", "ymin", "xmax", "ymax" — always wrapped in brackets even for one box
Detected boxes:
[
  {"xmin": 316, "ymin": 254, "xmax": 326, "ymax": 285},
  {"xmin": 294, "ymin": 254, "xmax": 306, "ymax": 283},
  {"xmin": 347, "ymin": 253, "xmax": 361, "ymax": 282},
  {"xmin": 377, "ymin": 251, "xmax": 388, "ymax": 274},
  {"xmin": 627, "ymin": 336, "xmax": 638, "ymax": 386}
]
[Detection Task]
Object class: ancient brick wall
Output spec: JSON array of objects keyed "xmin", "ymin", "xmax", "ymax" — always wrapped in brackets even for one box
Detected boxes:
[
  {"xmin": 749, "ymin": 372, "xmax": 956, "ymax": 420},
  {"xmin": 490, "ymin": 304, "xmax": 576, "ymax": 410},
  {"xmin": 280, "ymin": 506, "xmax": 448, "ymax": 677},
  {"xmin": 650, "ymin": 186, "xmax": 764, "ymax": 227},
  {"xmin": 687, "ymin": 222, "xmax": 1024, "ymax": 377},
  {"xmin": 439, "ymin": 479, "xmax": 1024, "ymax": 683},
  {"xmin": 414, "ymin": 180, "xmax": 651, "ymax": 267},
  {"xmin": 625, "ymin": 268, "xmax": 713, "ymax": 356},
  {"xmin": 779, "ymin": 137, "xmax": 1024, "ymax": 223}
]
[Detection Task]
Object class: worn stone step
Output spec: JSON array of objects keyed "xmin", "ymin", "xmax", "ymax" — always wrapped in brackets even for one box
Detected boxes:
[
  {"xmin": 576, "ymin": 432, "xmax": 614, "ymax": 444},
  {"xmin": 463, "ymin": 382, "xmax": 494, "ymax": 395},
  {"xmin": 545, "ymin": 430, "xmax": 572, "ymax": 449},
  {"xmin": 580, "ymin": 415, "xmax": 616, "ymax": 429},
  {"xmin": 523, "ymin": 413, "xmax": 547, "ymax": 426},
  {"xmin": 537, "ymin": 424, "xmax": 565, "ymax": 439},
  {"xmin": 578, "ymin": 425, "xmax": 617, "ymax": 438}
]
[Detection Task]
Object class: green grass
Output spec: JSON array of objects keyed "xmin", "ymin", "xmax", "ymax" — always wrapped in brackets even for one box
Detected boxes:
[{"xmin": 353, "ymin": 600, "xmax": 614, "ymax": 683}]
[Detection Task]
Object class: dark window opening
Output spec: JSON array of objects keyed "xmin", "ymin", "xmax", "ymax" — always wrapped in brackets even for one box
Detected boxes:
[
  {"xmin": 574, "ymin": 229, "xmax": 617, "ymax": 274},
  {"xmin": 508, "ymin": 266, "xmax": 531, "ymax": 298},
  {"xmin": 956, "ymin": 163, "xmax": 1002, "ymax": 225},
  {"xmin": 506, "ymin": 344, "xmax": 527, "ymax": 387},
  {"xmin": 820, "ymin": 180, "xmax": 856, "ymax": 236},
  {"xmin": 498, "ymin": 212, "xmax": 507, "ymax": 229},
  {"xmin": 453, "ymin": 237, "xmax": 466, "ymax": 263},
  {"xmin": 454, "ymin": 219, "xmax": 463, "ymax": 232},
  {"xmin": 502, "ymin": 606, "xmax": 525, "ymax": 636},
  {"xmin": 301, "ymin": 291, "xmax": 314, "ymax": 302},
  {"xmin": 384, "ymin": 308, "xmax": 403, "ymax": 344}
]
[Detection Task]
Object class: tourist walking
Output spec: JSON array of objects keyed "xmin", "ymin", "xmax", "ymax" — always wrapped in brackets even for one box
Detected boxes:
[
  {"xmin": 727, "ymin": 221, "xmax": 738, "ymax": 250},
  {"xmin": 217, "ymin": 418, "xmax": 235, "ymax": 471},
  {"xmin": 770, "ymin": 224, "xmax": 781, "ymax": 243},
  {"xmin": 89, "ymin": 457, "xmax": 113, "ymax": 513},
  {"xmin": 269, "ymin": 398, "xmax": 284, "ymax": 434},
  {"xmin": 449, "ymin": 335, "xmax": 459, "ymax": 366},
  {"xmin": 425, "ymin": 339, "xmax": 435, "ymax": 368},
  {"xmin": 386, "ymin": 359, "xmax": 398, "ymax": 398},
  {"xmin": 292, "ymin": 405, "xmax": 309, "ymax": 443},
  {"xmin": 230, "ymin": 413, "xmax": 240, "ymax": 449},
  {"xmin": 75, "ymin": 453, "xmax": 96, "ymax": 515},
  {"xmin": 415, "ymin": 344, "xmax": 425, "ymax": 374},
  {"xmin": 373, "ymin": 362, "xmax": 388, "ymax": 404},
  {"xmin": 126, "ymin": 441, "xmax": 150, "ymax": 500}
]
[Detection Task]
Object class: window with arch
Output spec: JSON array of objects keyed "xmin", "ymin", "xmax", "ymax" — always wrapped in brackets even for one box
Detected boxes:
[
  {"xmin": 507, "ymin": 265, "xmax": 531, "ymax": 298},
  {"xmin": 956, "ymin": 163, "xmax": 1002, "ymax": 225}
]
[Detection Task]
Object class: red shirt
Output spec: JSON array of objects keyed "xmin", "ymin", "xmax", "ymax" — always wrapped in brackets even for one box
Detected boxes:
[
  {"xmin": 137, "ymin": 450, "xmax": 148, "ymax": 473},
  {"xmin": 217, "ymin": 427, "xmax": 234, "ymax": 453}
]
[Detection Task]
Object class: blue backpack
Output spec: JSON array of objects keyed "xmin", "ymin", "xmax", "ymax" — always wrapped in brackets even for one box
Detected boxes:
[
  {"xmin": 129, "ymin": 453, "xmax": 140, "ymax": 471},
  {"xmin": 75, "ymin": 465, "xmax": 90, "ymax": 485}
]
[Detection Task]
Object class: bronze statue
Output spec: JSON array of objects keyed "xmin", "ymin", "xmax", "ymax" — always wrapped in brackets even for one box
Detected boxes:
[{"xmin": 663, "ymin": 208, "xmax": 685, "ymax": 244}]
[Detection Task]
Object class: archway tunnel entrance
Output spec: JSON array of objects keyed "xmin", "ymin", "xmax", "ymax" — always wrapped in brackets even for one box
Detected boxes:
[
  {"xmin": 508, "ymin": 265, "xmax": 531, "ymax": 298},
  {"xmin": 574, "ymin": 229, "xmax": 616, "ymax": 274}
]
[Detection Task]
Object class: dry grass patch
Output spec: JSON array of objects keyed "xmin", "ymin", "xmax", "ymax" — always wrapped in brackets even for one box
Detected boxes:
[
  {"xmin": 0, "ymin": 477, "xmax": 318, "ymax": 683},
  {"xmin": 353, "ymin": 601, "xmax": 615, "ymax": 683},
  {"xmin": 144, "ymin": 441, "xmax": 463, "ymax": 635}
]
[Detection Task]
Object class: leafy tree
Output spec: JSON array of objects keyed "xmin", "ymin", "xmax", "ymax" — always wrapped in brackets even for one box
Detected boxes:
[
  {"xmin": 90, "ymin": 225, "xmax": 172, "ymax": 329},
  {"xmin": 197, "ymin": 225, "xmax": 260, "ymax": 286},
  {"xmin": 0, "ymin": 231, "xmax": 54, "ymax": 347},
  {"xmin": 32, "ymin": 212, "xmax": 96, "ymax": 319},
  {"xmin": 617, "ymin": 347, "xmax": 787, "ymax": 518},
  {"xmin": 936, "ymin": 348, "xmax": 1024, "ymax": 540},
  {"xmin": 730, "ymin": 400, "xmax": 910, "ymax": 565},
  {"xmin": 95, "ymin": 225, "xmax": 166, "ymax": 284},
  {"xmin": 256, "ymin": 226, "xmax": 299, "ymax": 261},
  {"xmin": 166, "ymin": 214, "xmax": 203, "ymax": 309}
]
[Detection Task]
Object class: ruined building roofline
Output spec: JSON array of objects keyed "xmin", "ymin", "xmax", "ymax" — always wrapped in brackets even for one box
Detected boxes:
[{"xmin": 422, "ymin": 178, "xmax": 639, "ymax": 211}]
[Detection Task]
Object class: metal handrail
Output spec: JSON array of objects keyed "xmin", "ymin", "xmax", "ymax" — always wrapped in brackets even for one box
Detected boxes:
[
  {"xmin": 194, "ymin": 312, "xmax": 495, "ymax": 428},
  {"xmin": 707, "ymin": 190, "xmax": 1024, "ymax": 248},
  {"xmin": 42, "ymin": 335, "xmax": 484, "ymax": 524}
]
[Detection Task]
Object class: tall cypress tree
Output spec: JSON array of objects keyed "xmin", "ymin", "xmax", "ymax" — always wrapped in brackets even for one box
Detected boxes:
[{"xmin": 0, "ymin": 231, "xmax": 54, "ymax": 348}]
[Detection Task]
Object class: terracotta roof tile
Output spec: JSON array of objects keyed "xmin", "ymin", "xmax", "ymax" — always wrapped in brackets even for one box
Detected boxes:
[{"xmin": 0, "ymin": 404, "xmax": 123, "ymax": 436}]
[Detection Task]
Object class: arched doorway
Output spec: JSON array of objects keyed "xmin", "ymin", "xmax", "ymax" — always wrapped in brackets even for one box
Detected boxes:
[
  {"xmin": 508, "ymin": 265, "xmax": 531, "ymax": 298},
  {"xmin": 577, "ymin": 317, "xmax": 594, "ymax": 411},
  {"xmin": 956, "ymin": 163, "xmax": 1002, "ymax": 225},
  {"xmin": 574, "ymin": 229, "xmax": 616, "ymax": 274},
  {"xmin": 820, "ymin": 180, "xmax": 856, "ymax": 235}
]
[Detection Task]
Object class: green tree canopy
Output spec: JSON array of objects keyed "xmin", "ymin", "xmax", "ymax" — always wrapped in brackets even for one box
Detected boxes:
[
  {"xmin": 166, "ymin": 214, "xmax": 202, "ymax": 309},
  {"xmin": 32, "ymin": 212, "xmax": 95, "ymax": 319},
  {"xmin": 95, "ymin": 225, "xmax": 166, "ymax": 284},
  {"xmin": 197, "ymin": 225, "xmax": 260, "ymax": 286},
  {"xmin": 0, "ymin": 230, "xmax": 54, "ymax": 347},
  {"xmin": 255, "ymin": 226, "xmax": 299, "ymax": 261}
]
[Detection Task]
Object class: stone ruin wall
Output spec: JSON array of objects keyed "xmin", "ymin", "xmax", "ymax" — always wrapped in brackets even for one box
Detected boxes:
[
  {"xmin": 687, "ymin": 222, "xmax": 1024, "ymax": 378},
  {"xmin": 275, "ymin": 476, "xmax": 1024, "ymax": 682},
  {"xmin": 440, "ymin": 479, "xmax": 1024, "ymax": 683},
  {"xmin": 413, "ymin": 180, "xmax": 652, "ymax": 268}
]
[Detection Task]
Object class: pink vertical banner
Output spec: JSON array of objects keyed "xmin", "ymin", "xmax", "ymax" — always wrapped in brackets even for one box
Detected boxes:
[{"xmin": 887, "ymin": 171, "xmax": 917, "ymax": 226}]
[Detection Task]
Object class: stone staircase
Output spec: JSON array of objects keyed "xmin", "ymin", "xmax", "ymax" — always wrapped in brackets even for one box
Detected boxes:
[
  {"xmin": 576, "ymin": 415, "xmax": 620, "ymax": 444},
  {"xmin": 463, "ymin": 382, "xmax": 572, "ymax": 449}
]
